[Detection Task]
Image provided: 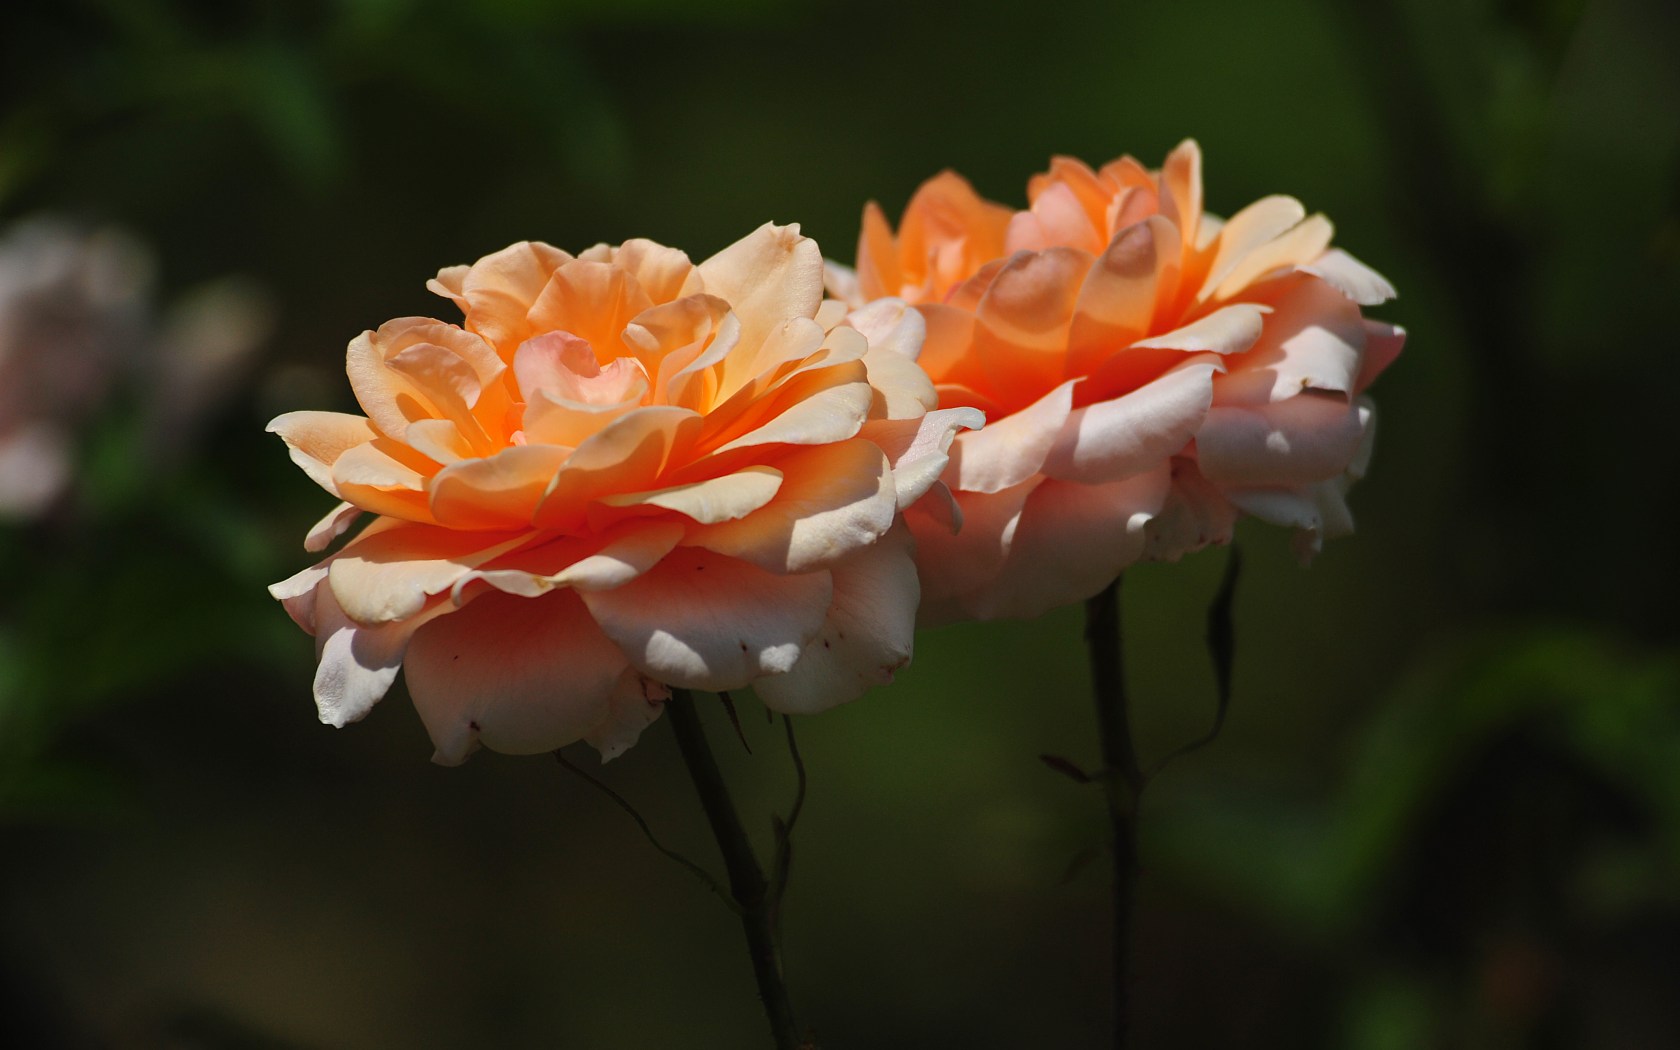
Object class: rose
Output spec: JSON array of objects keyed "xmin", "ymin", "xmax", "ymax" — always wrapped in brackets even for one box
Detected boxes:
[
  {"xmin": 827, "ymin": 142, "xmax": 1403, "ymax": 623},
  {"xmin": 270, "ymin": 224, "xmax": 979, "ymax": 763}
]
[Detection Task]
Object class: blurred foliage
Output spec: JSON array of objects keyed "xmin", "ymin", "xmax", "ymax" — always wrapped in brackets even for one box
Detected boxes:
[{"xmin": 2, "ymin": 0, "xmax": 1677, "ymax": 1047}]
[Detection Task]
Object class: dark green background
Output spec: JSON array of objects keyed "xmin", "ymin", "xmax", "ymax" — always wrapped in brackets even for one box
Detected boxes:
[{"xmin": 3, "ymin": 0, "xmax": 1678, "ymax": 1046}]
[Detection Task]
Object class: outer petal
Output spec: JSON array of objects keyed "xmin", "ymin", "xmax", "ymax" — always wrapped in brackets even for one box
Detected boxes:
[
  {"xmin": 946, "ymin": 379, "xmax": 1075, "ymax": 494},
  {"xmin": 857, "ymin": 407, "xmax": 987, "ymax": 510},
  {"xmin": 1043, "ymin": 361, "xmax": 1217, "ymax": 484},
  {"xmin": 1129, "ymin": 303, "xmax": 1269, "ymax": 355},
  {"xmin": 311, "ymin": 584, "xmax": 446, "ymax": 729},
  {"xmin": 1195, "ymin": 393, "xmax": 1367, "ymax": 486},
  {"xmin": 907, "ymin": 478, "xmax": 1042, "ymax": 626},
  {"xmin": 1301, "ymin": 249, "xmax": 1397, "ymax": 306},
  {"xmin": 580, "ymin": 548, "xmax": 832, "ymax": 692},
  {"xmin": 268, "ymin": 411, "xmax": 377, "ymax": 496},
  {"xmin": 405, "ymin": 589, "xmax": 631, "ymax": 765},
  {"xmin": 966, "ymin": 467, "xmax": 1170, "ymax": 621},
  {"xmin": 755, "ymin": 523, "xmax": 919, "ymax": 714},
  {"xmin": 584, "ymin": 669, "xmax": 672, "ymax": 762},
  {"xmin": 328, "ymin": 524, "xmax": 527, "ymax": 624}
]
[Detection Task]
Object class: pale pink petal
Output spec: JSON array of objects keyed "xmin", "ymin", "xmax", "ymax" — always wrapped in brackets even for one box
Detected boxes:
[
  {"xmin": 1144, "ymin": 457, "xmax": 1239, "ymax": 562},
  {"xmin": 857, "ymin": 406, "xmax": 986, "ymax": 510},
  {"xmin": 965, "ymin": 467, "xmax": 1170, "ymax": 621},
  {"xmin": 1044, "ymin": 361, "xmax": 1217, "ymax": 484},
  {"xmin": 311, "ymin": 584, "xmax": 447, "ymax": 729},
  {"xmin": 843, "ymin": 296, "xmax": 925, "ymax": 360},
  {"xmin": 683, "ymin": 440, "xmax": 895, "ymax": 573},
  {"xmin": 270, "ymin": 562, "xmax": 331, "ymax": 633},
  {"xmin": 585, "ymin": 669, "xmax": 671, "ymax": 762},
  {"xmin": 946, "ymin": 379, "xmax": 1076, "ymax": 494},
  {"xmin": 1213, "ymin": 278, "xmax": 1367, "ymax": 405},
  {"xmin": 906, "ymin": 478, "xmax": 1041, "ymax": 626},
  {"xmin": 754, "ymin": 523, "xmax": 919, "ymax": 714},
  {"xmin": 1355, "ymin": 321, "xmax": 1405, "ymax": 394},
  {"xmin": 1195, "ymin": 393, "xmax": 1367, "ymax": 486},
  {"xmin": 405, "ymin": 589, "xmax": 631, "ymax": 765},
  {"xmin": 580, "ymin": 548, "xmax": 832, "ymax": 692}
]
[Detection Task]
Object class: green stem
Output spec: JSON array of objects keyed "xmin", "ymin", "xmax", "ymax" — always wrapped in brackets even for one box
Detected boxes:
[
  {"xmin": 667, "ymin": 689, "xmax": 807, "ymax": 1050},
  {"xmin": 1085, "ymin": 578, "xmax": 1144, "ymax": 1048}
]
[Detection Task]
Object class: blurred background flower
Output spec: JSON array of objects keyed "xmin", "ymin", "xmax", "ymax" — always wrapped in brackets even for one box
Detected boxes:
[{"xmin": 1, "ymin": 0, "xmax": 1676, "ymax": 1047}]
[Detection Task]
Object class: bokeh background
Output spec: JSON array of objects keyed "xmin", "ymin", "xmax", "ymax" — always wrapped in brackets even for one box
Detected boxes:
[{"xmin": 3, "ymin": 0, "xmax": 1678, "ymax": 1046}]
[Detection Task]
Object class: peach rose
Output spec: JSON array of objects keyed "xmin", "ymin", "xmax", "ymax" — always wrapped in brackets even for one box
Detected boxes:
[
  {"xmin": 270, "ymin": 224, "xmax": 979, "ymax": 763},
  {"xmin": 827, "ymin": 142, "xmax": 1403, "ymax": 623}
]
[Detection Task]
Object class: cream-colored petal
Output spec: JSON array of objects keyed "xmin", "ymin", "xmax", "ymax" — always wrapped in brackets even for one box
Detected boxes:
[
  {"xmin": 268, "ymin": 411, "xmax": 377, "ymax": 496},
  {"xmin": 1210, "ymin": 214, "xmax": 1334, "ymax": 300},
  {"xmin": 456, "ymin": 520, "xmax": 686, "ymax": 600},
  {"xmin": 328, "ymin": 524, "xmax": 528, "ymax": 624},
  {"xmin": 1130, "ymin": 303, "xmax": 1269, "ymax": 355},
  {"xmin": 405, "ymin": 588, "xmax": 631, "ymax": 765},
  {"xmin": 1197, "ymin": 195, "xmax": 1307, "ymax": 301},
  {"xmin": 857, "ymin": 407, "xmax": 986, "ymax": 510},
  {"xmin": 708, "ymin": 366, "xmax": 872, "ymax": 454},
  {"xmin": 946, "ymin": 379, "xmax": 1076, "ymax": 494},
  {"xmin": 580, "ymin": 548, "xmax": 833, "ymax": 692},
  {"xmin": 754, "ymin": 523, "xmax": 919, "ymax": 714},
  {"xmin": 696, "ymin": 222, "xmax": 824, "ymax": 355},
  {"xmin": 593, "ymin": 465, "xmax": 783, "ymax": 526},
  {"xmin": 683, "ymin": 440, "xmax": 896, "ymax": 574}
]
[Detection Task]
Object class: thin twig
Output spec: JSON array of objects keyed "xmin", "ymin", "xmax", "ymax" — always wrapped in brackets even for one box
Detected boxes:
[
  {"xmin": 770, "ymin": 714, "xmax": 808, "ymax": 902},
  {"xmin": 552, "ymin": 747, "xmax": 737, "ymax": 913},
  {"xmin": 1149, "ymin": 546, "xmax": 1242, "ymax": 776}
]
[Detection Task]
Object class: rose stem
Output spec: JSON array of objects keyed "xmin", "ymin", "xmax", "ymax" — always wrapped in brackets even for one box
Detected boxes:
[
  {"xmin": 667, "ymin": 688, "xmax": 806, "ymax": 1050},
  {"xmin": 1084, "ymin": 577, "xmax": 1146, "ymax": 1049}
]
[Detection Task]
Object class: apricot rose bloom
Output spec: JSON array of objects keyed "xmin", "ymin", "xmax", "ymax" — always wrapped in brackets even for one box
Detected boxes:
[
  {"xmin": 827, "ymin": 142, "xmax": 1403, "ymax": 623},
  {"xmin": 269, "ymin": 224, "xmax": 979, "ymax": 763}
]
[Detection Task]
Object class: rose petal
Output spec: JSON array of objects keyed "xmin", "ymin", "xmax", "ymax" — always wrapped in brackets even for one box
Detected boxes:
[
  {"xmin": 585, "ymin": 669, "xmax": 671, "ymax": 762},
  {"xmin": 1195, "ymin": 393, "xmax": 1367, "ymax": 486},
  {"xmin": 946, "ymin": 379, "xmax": 1076, "ymax": 494},
  {"xmin": 328, "ymin": 524, "xmax": 529, "ymax": 624},
  {"xmin": 1130, "ymin": 303, "xmax": 1269, "ymax": 355},
  {"xmin": 405, "ymin": 588, "xmax": 632, "ymax": 765},
  {"xmin": 1302, "ymin": 248, "xmax": 1397, "ymax": 306},
  {"xmin": 429, "ymin": 444, "xmax": 572, "ymax": 529},
  {"xmin": 683, "ymin": 439, "xmax": 895, "ymax": 573},
  {"xmin": 268, "ymin": 411, "xmax": 377, "ymax": 497},
  {"xmin": 305, "ymin": 501, "xmax": 364, "ymax": 553},
  {"xmin": 857, "ymin": 407, "xmax": 986, "ymax": 510},
  {"xmin": 580, "ymin": 548, "xmax": 832, "ymax": 692},
  {"xmin": 1043, "ymin": 360, "xmax": 1216, "ymax": 484},
  {"xmin": 696, "ymin": 223, "xmax": 824, "ymax": 355},
  {"xmin": 755, "ymin": 523, "xmax": 919, "ymax": 714}
]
